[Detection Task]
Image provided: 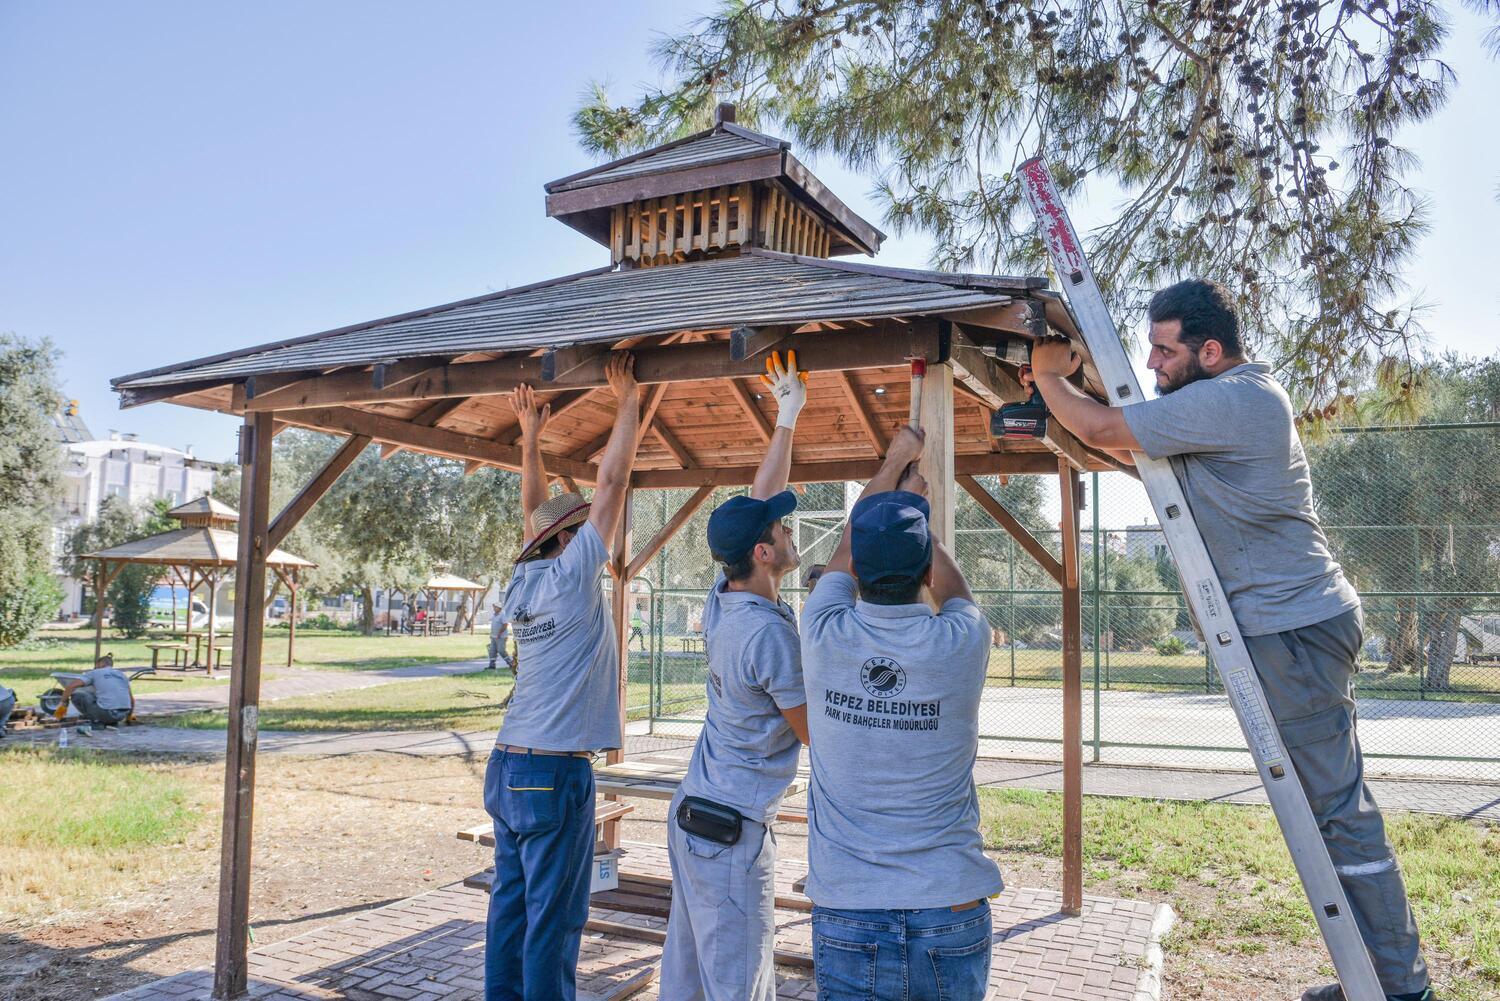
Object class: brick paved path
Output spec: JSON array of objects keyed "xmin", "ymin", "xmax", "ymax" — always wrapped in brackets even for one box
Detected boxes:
[{"xmin": 104, "ymin": 843, "xmax": 1172, "ymax": 1001}]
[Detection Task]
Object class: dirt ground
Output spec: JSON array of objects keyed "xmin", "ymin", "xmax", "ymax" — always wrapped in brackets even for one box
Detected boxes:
[{"xmin": 0, "ymin": 750, "xmax": 1478, "ymax": 1001}]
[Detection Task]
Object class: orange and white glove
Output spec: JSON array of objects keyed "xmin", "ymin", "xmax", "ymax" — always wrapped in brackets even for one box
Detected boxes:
[{"xmin": 760, "ymin": 350, "xmax": 808, "ymax": 430}]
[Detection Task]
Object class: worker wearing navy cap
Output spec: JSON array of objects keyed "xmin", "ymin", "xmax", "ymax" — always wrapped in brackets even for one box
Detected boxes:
[
  {"xmin": 660, "ymin": 351, "xmax": 811, "ymax": 1001},
  {"xmin": 800, "ymin": 426, "xmax": 1000, "ymax": 1001}
]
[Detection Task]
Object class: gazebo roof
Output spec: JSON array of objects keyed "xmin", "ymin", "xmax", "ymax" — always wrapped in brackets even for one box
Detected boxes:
[
  {"xmin": 85, "ymin": 526, "xmax": 314, "ymax": 569},
  {"xmin": 425, "ymin": 572, "xmax": 486, "ymax": 592},
  {"xmin": 168, "ymin": 495, "xmax": 238, "ymax": 519}
]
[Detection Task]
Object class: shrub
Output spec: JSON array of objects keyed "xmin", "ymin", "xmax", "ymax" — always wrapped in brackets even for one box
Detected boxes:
[
  {"xmin": 107, "ymin": 565, "xmax": 156, "ymax": 639},
  {"xmin": 1155, "ymin": 634, "xmax": 1188, "ymax": 656},
  {"xmin": 0, "ymin": 566, "xmax": 63, "ymax": 648}
]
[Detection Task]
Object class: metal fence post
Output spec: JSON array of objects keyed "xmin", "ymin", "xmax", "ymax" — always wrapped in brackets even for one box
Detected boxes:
[{"xmin": 1091, "ymin": 472, "xmax": 1102, "ymax": 763}]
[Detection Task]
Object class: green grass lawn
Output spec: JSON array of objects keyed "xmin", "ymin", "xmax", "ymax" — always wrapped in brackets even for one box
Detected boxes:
[
  {"xmin": 979, "ymin": 788, "xmax": 1500, "ymax": 1000},
  {"xmin": 159, "ymin": 670, "xmax": 516, "ymax": 732},
  {"xmin": 0, "ymin": 746, "xmax": 208, "ymax": 922}
]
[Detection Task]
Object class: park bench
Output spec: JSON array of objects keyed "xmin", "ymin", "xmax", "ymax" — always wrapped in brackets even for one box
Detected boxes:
[{"xmin": 147, "ymin": 641, "xmax": 191, "ymax": 670}]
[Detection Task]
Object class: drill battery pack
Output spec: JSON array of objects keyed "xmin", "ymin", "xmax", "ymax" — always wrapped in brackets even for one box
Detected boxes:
[{"xmin": 991, "ymin": 386, "xmax": 1049, "ymax": 439}]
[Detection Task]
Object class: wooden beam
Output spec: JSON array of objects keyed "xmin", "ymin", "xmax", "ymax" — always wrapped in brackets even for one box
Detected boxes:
[
  {"xmin": 729, "ymin": 323, "xmax": 795, "ymax": 362},
  {"xmin": 625, "ymin": 486, "xmax": 713, "ymax": 579},
  {"xmin": 724, "ymin": 378, "xmax": 774, "ymax": 445},
  {"xmin": 633, "ymin": 452, "xmax": 1061, "ymax": 489},
  {"xmin": 918, "ymin": 364, "xmax": 955, "ymax": 548},
  {"xmin": 267, "ymin": 434, "xmax": 370, "ymax": 551},
  {"xmin": 955, "ymin": 475, "xmax": 1064, "ymax": 585},
  {"xmin": 836, "ymin": 370, "xmax": 888, "ymax": 453},
  {"xmin": 578, "ymin": 382, "xmax": 673, "ymax": 462},
  {"xmin": 277, "ymin": 406, "xmax": 598, "ymax": 482},
  {"xmin": 381, "ymin": 397, "xmax": 471, "ymax": 458},
  {"xmin": 214, "ymin": 412, "xmax": 274, "ymax": 1000},
  {"xmin": 542, "ymin": 344, "xmax": 609, "ymax": 382},
  {"xmin": 940, "ymin": 300, "xmax": 1048, "ymax": 338},
  {"xmin": 239, "ymin": 322, "xmax": 945, "ymax": 411},
  {"xmin": 558, "ymin": 476, "xmax": 581, "ymax": 494},
  {"xmin": 1058, "ymin": 458, "xmax": 1084, "ymax": 916}
]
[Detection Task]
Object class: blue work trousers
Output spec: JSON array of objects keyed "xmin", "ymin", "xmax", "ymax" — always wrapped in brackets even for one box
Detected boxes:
[
  {"xmin": 483, "ymin": 749, "xmax": 595, "ymax": 1001},
  {"xmin": 811, "ymin": 903, "xmax": 993, "ymax": 1001}
]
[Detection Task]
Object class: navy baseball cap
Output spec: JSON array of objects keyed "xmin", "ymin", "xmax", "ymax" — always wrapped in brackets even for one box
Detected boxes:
[
  {"xmin": 707, "ymin": 490, "xmax": 798, "ymax": 563},
  {"xmin": 850, "ymin": 490, "xmax": 933, "ymax": 583}
]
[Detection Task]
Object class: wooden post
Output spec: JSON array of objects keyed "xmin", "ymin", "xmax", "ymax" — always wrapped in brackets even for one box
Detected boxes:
[
  {"xmin": 603, "ymin": 494, "xmax": 632, "ymax": 851},
  {"xmin": 287, "ymin": 572, "xmax": 298, "ymax": 667},
  {"xmin": 93, "ymin": 563, "xmax": 106, "ymax": 662},
  {"xmin": 1058, "ymin": 458, "xmax": 1084, "ymax": 915},
  {"xmin": 214, "ymin": 412, "xmax": 274, "ymax": 1000},
  {"xmin": 918, "ymin": 363, "xmax": 955, "ymax": 548},
  {"xmin": 205, "ymin": 571, "xmax": 219, "ymax": 676}
]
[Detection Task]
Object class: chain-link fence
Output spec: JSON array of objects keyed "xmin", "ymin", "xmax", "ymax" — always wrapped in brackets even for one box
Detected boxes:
[{"xmin": 626, "ymin": 423, "xmax": 1500, "ymax": 780}]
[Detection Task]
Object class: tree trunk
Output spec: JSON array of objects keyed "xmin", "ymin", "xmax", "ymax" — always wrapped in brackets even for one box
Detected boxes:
[
  {"xmin": 1389, "ymin": 597, "xmax": 1420, "ymax": 673},
  {"xmin": 360, "ymin": 585, "xmax": 376, "ymax": 635},
  {"xmin": 1425, "ymin": 610, "xmax": 1459, "ymax": 691}
]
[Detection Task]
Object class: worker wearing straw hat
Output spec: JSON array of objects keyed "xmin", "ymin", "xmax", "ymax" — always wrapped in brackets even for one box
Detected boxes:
[{"xmin": 484, "ymin": 353, "xmax": 640, "ymax": 1001}]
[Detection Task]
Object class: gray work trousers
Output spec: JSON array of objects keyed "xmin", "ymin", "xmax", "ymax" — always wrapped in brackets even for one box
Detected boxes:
[
  {"xmin": 71, "ymin": 688, "xmax": 130, "ymax": 727},
  {"xmin": 660, "ymin": 788, "xmax": 778, "ymax": 1001},
  {"xmin": 1245, "ymin": 607, "xmax": 1428, "ymax": 996}
]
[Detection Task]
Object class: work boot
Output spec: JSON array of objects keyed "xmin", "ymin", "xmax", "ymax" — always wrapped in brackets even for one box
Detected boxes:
[
  {"xmin": 1301, "ymin": 985, "xmax": 1436, "ymax": 1001},
  {"xmin": 487, "ymin": 660, "xmax": 496, "ymax": 670}
]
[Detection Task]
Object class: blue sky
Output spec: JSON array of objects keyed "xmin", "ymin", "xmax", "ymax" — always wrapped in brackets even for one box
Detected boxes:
[{"xmin": 2, "ymin": 2, "xmax": 1496, "ymax": 464}]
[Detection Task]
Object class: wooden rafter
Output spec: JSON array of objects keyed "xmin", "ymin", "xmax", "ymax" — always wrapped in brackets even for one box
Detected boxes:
[
  {"xmin": 836, "ymin": 370, "xmax": 888, "ymax": 452},
  {"xmin": 381, "ymin": 397, "xmax": 471, "ymax": 459},
  {"xmin": 651, "ymin": 422, "xmax": 696, "ymax": 468},
  {"xmin": 268, "ymin": 433, "xmax": 371, "ymax": 551},
  {"xmin": 625, "ymin": 485, "xmax": 713, "ymax": 579},
  {"xmin": 633, "ymin": 452, "xmax": 1060, "ymax": 489},
  {"xmin": 724, "ymin": 378, "xmax": 774, "ymax": 445}
]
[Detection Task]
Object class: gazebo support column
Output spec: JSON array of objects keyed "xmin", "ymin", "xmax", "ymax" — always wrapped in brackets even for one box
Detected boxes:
[
  {"xmin": 603, "ymin": 494, "xmax": 633, "ymax": 851},
  {"xmin": 214, "ymin": 412, "xmax": 275, "ymax": 1000},
  {"xmin": 1058, "ymin": 458, "xmax": 1084, "ymax": 916},
  {"xmin": 204, "ymin": 571, "xmax": 219, "ymax": 677}
]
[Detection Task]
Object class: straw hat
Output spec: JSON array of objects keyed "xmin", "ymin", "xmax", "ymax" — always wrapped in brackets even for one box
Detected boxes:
[{"xmin": 516, "ymin": 493, "xmax": 591, "ymax": 563}]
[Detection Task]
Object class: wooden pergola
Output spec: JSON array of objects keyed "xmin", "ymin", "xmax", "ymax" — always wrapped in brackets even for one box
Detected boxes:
[
  {"xmin": 83, "ymin": 496, "xmax": 314, "ymax": 673},
  {"xmin": 112, "ymin": 105, "xmax": 1123, "ymax": 999}
]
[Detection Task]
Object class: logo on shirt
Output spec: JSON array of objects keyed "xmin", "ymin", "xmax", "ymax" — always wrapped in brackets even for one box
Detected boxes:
[
  {"xmin": 860, "ymin": 656, "xmax": 906, "ymax": 698},
  {"xmin": 512, "ymin": 604, "xmax": 534, "ymax": 624}
]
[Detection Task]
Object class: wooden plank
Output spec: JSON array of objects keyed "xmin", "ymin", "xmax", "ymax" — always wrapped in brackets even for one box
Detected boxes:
[
  {"xmin": 238, "ymin": 322, "xmax": 945, "ymax": 411},
  {"xmin": 919, "ymin": 364, "xmax": 956, "ymax": 548},
  {"xmin": 267, "ymin": 434, "xmax": 370, "ymax": 552},
  {"xmin": 544, "ymin": 152, "xmax": 783, "ymax": 218},
  {"xmin": 836, "ymin": 370, "xmax": 888, "ymax": 453},
  {"xmin": 625, "ymin": 485, "xmax": 712, "ymax": 579},
  {"xmin": 604, "ymin": 497, "xmax": 632, "ymax": 849},
  {"xmin": 651, "ymin": 423, "xmax": 696, "ymax": 469},
  {"xmin": 213, "ymin": 412, "xmax": 274, "ymax": 1000},
  {"xmin": 543, "ymin": 344, "xmax": 610, "ymax": 382},
  {"xmin": 956, "ymin": 474, "xmax": 1064, "ymax": 584},
  {"xmin": 724, "ymin": 378, "xmax": 774, "ymax": 445},
  {"xmin": 733, "ymin": 183, "xmax": 753, "ymax": 244},
  {"xmin": 276, "ymin": 405, "xmax": 599, "ymax": 481},
  {"xmin": 1058, "ymin": 458, "xmax": 1083, "ymax": 916},
  {"xmin": 380, "ymin": 396, "xmax": 470, "ymax": 458},
  {"xmin": 729, "ymin": 323, "xmax": 795, "ymax": 362},
  {"xmin": 582, "ymin": 917, "xmax": 814, "ymax": 969},
  {"xmin": 941, "ymin": 301, "xmax": 1048, "ymax": 338},
  {"xmin": 781, "ymin": 152, "xmax": 884, "ymax": 255}
]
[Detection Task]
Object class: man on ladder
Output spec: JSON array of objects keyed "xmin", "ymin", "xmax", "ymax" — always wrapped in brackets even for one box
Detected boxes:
[{"xmin": 1022, "ymin": 278, "xmax": 1433, "ymax": 1001}]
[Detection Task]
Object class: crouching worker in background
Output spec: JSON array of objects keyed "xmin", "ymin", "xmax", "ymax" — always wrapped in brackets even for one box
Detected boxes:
[
  {"xmin": 801, "ymin": 427, "xmax": 1001, "ymax": 1001},
  {"xmin": 483, "ymin": 353, "xmax": 640, "ymax": 1001},
  {"xmin": 55, "ymin": 654, "xmax": 135, "ymax": 728},
  {"xmin": 661, "ymin": 351, "xmax": 811, "ymax": 1001}
]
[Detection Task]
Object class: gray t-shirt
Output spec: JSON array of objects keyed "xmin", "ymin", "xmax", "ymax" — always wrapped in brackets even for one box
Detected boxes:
[
  {"xmin": 84, "ymin": 667, "xmax": 132, "ymax": 712},
  {"xmin": 800, "ymin": 571, "xmax": 1003, "ymax": 910},
  {"xmin": 495, "ymin": 521, "xmax": 620, "ymax": 752},
  {"xmin": 1122, "ymin": 362, "xmax": 1359, "ymax": 636},
  {"xmin": 680, "ymin": 572, "xmax": 806, "ymax": 823}
]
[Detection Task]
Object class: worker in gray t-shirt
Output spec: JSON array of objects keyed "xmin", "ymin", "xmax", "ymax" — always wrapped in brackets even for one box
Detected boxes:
[
  {"xmin": 1025, "ymin": 279, "xmax": 1431, "ymax": 1001},
  {"xmin": 57, "ymin": 656, "xmax": 135, "ymax": 727},
  {"xmin": 484, "ymin": 353, "xmax": 642, "ymax": 1001},
  {"xmin": 801, "ymin": 427, "xmax": 1001, "ymax": 1001},
  {"xmin": 661, "ymin": 351, "xmax": 810, "ymax": 1001}
]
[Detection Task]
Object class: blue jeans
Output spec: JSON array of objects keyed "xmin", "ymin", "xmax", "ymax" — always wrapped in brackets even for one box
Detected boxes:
[
  {"xmin": 811, "ymin": 904, "xmax": 992, "ymax": 1001},
  {"xmin": 483, "ymin": 749, "xmax": 595, "ymax": 1001}
]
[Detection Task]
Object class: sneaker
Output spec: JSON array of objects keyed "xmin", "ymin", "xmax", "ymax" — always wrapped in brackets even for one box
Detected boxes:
[{"xmin": 1302, "ymin": 986, "xmax": 1436, "ymax": 1001}]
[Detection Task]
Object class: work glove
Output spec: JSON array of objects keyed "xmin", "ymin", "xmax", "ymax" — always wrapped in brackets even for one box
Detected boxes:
[{"xmin": 760, "ymin": 350, "xmax": 808, "ymax": 430}]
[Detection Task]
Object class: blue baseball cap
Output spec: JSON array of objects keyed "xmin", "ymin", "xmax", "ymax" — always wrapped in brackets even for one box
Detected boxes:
[
  {"xmin": 851, "ymin": 490, "xmax": 933, "ymax": 583},
  {"xmin": 707, "ymin": 490, "xmax": 798, "ymax": 564}
]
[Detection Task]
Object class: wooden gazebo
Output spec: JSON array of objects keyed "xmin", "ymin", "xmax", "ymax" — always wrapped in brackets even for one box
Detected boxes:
[
  {"xmin": 112, "ymin": 104, "xmax": 1122, "ymax": 998},
  {"xmin": 420, "ymin": 567, "xmax": 488, "ymax": 634},
  {"xmin": 83, "ymin": 496, "xmax": 314, "ymax": 673}
]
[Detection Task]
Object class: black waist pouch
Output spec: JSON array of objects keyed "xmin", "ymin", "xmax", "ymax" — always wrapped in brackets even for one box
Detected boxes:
[{"xmin": 676, "ymin": 795, "xmax": 743, "ymax": 845}]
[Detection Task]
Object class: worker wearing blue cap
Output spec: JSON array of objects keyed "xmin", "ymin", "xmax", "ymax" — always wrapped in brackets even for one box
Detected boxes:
[
  {"xmin": 660, "ymin": 351, "xmax": 812, "ymax": 1001},
  {"xmin": 800, "ymin": 425, "xmax": 1001, "ymax": 1001}
]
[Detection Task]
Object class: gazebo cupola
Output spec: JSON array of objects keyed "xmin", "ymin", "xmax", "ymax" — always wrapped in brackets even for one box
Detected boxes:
[{"xmin": 544, "ymin": 103, "xmax": 884, "ymax": 268}]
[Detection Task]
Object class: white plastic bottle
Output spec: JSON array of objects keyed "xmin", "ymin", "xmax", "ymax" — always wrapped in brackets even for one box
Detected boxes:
[{"xmin": 58, "ymin": 727, "xmax": 69, "ymax": 749}]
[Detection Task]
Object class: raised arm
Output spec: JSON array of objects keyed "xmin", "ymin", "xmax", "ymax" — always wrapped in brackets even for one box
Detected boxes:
[
  {"xmin": 825, "ymin": 426, "xmax": 925, "ymax": 576},
  {"xmin": 751, "ymin": 350, "xmax": 806, "ymax": 499},
  {"xmin": 511, "ymin": 384, "xmax": 551, "ymax": 541},
  {"xmin": 587, "ymin": 353, "xmax": 641, "ymax": 545},
  {"xmin": 926, "ymin": 539, "xmax": 973, "ymax": 606},
  {"xmin": 1027, "ymin": 337, "xmax": 1142, "ymax": 453}
]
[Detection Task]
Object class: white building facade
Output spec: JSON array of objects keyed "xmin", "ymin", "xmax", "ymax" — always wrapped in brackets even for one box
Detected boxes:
[{"xmin": 54, "ymin": 433, "xmax": 221, "ymax": 618}]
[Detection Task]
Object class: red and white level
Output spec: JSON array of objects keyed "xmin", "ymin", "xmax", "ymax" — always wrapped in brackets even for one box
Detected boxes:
[{"xmin": 1020, "ymin": 157, "xmax": 1386, "ymax": 1001}]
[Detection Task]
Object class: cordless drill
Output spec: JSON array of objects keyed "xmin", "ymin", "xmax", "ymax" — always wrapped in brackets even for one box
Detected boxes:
[{"xmin": 989, "ymin": 364, "xmax": 1049, "ymax": 439}]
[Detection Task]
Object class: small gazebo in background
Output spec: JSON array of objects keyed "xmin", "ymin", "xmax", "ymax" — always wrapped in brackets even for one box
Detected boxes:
[
  {"xmin": 419, "ymin": 565, "xmax": 488, "ymax": 634},
  {"xmin": 83, "ymin": 496, "xmax": 314, "ymax": 673}
]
